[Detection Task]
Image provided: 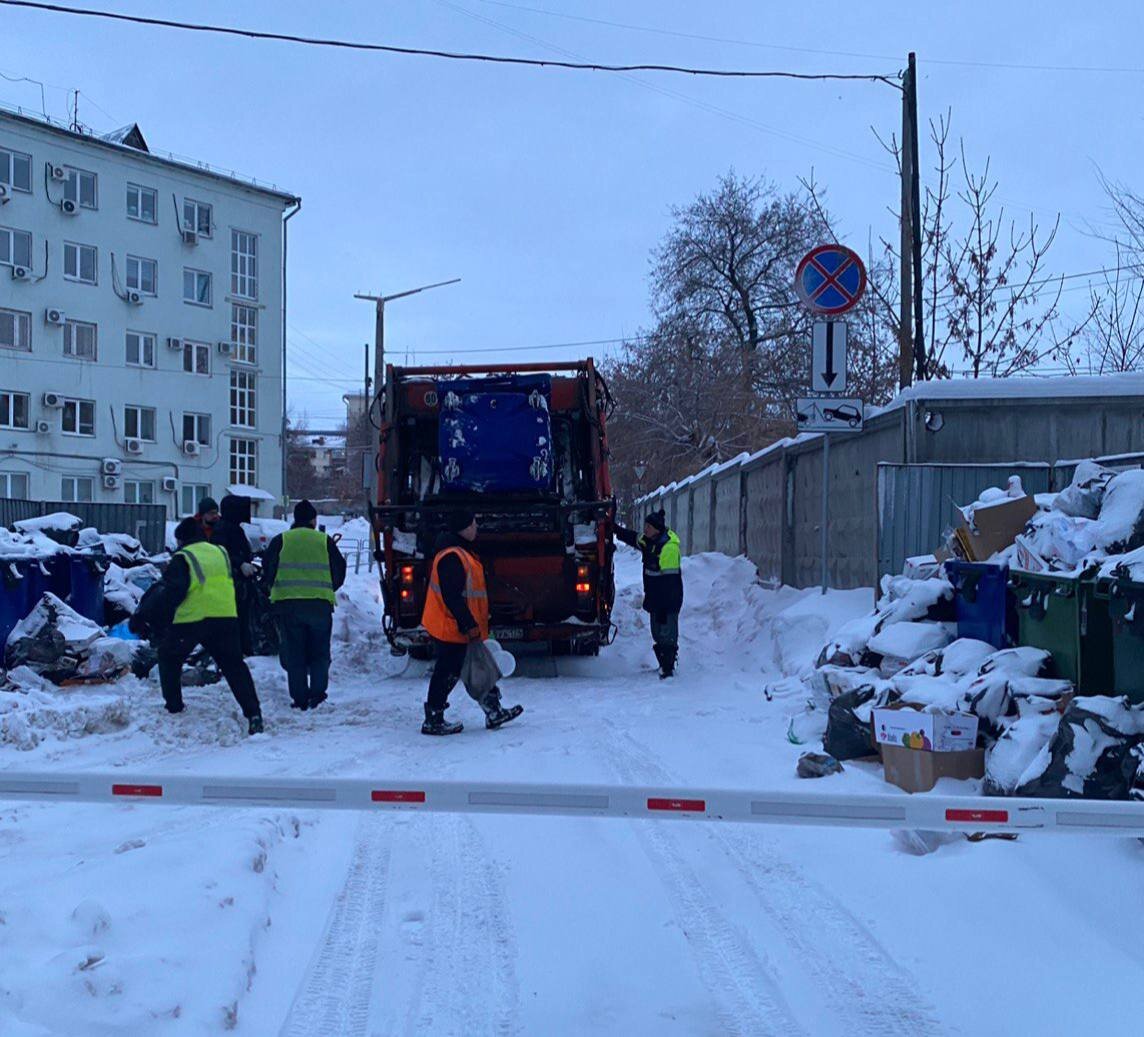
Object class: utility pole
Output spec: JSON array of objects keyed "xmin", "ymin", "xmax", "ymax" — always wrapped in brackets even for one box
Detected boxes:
[
  {"xmin": 898, "ymin": 55, "xmax": 916, "ymax": 390},
  {"xmin": 361, "ymin": 341, "xmax": 371, "ymax": 490},
  {"xmin": 354, "ymin": 278, "xmax": 461, "ymax": 416},
  {"xmin": 907, "ymin": 52, "xmax": 926, "ymax": 382}
]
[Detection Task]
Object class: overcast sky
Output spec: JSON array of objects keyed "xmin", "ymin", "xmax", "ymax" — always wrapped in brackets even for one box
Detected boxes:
[{"xmin": 3, "ymin": 1, "xmax": 1141, "ymax": 426}]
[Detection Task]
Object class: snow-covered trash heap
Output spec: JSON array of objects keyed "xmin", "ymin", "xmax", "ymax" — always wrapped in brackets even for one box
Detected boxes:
[
  {"xmin": 4, "ymin": 593, "xmax": 134, "ymax": 685},
  {"xmin": 793, "ymin": 461, "xmax": 1144, "ymax": 800}
]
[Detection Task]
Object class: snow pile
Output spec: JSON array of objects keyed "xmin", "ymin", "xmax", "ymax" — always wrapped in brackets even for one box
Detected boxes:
[{"xmin": 13, "ymin": 511, "xmax": 84, "ymax": 537}]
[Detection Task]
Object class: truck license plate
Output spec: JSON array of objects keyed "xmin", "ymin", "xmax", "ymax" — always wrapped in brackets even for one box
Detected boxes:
[{"xmin": 493, "ymin": 627, "xmax": 524, "ymax": 641}]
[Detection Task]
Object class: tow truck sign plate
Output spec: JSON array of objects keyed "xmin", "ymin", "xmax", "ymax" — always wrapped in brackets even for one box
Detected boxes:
[
  {"xmin": 796, "ymin": 397, "xmax": 864, "ymax": 433},
  {"xmin": 493, "ymin": 627, "xmax": 525, "ymax": 641}
]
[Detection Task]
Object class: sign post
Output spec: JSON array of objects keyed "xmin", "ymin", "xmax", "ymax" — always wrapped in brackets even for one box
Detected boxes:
[{"xmin": 794, "ymin": 244, "xmax": 868, "ymax": 594}]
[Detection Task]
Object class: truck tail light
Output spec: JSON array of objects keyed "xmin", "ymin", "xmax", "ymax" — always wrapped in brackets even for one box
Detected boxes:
[
  {"xmin": 576, "ymin": 564, "xmax": 592, "ymax": 597},
  {"xmin": 400, "ymin": 565, "xmax": 414, "ymax": 584}
]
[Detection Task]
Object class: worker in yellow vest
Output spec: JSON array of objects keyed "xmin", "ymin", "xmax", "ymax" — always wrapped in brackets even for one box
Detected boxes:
[
  {"xmin": 263, "ymin": 500, "xmax": 347, "ymax": 710},
  {"xmin": 131, "ymin": 517, "xmax": 263, "ymax": 734},
  {"xmin": 420, "ymin": 510, "xmax": 523, "ymax": 735}
]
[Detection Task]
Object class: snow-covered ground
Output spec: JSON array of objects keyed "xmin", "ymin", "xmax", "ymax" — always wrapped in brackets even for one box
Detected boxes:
[{"xmin": 3, "ymin": 549, "xmax": 1144, "ymax": 1035}]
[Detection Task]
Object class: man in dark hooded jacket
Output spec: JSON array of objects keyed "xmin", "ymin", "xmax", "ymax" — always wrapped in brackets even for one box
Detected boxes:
[{"xmin": 615, "ymin": 509, "xmax": 684, "ymax": 678}]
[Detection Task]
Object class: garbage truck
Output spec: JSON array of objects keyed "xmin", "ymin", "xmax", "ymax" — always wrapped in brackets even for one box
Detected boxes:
[{"xmin": 371, "ymin": 360, "xmax": 616, "ymax": 657}]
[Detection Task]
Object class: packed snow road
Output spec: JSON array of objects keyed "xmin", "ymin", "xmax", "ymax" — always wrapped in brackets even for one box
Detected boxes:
[{"xmin": 3, "ymin": 550, "xmax": 1144, "ymax": 1035}]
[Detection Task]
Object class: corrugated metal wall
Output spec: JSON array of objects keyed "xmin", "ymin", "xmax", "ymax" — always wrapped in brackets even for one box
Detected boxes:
[
  {"xmin": 743, "ymin": 455, "xmax": 785, "ymax": 585},
  {"xmin": 0, "ymin": 499, "xmax": 167, "ymax": 554},
  {"xmin": 712, "ymin": 470, "xmax": 743, "ymax": 555}
]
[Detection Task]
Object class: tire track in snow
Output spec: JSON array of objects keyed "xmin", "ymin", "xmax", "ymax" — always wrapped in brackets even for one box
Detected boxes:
[
  {"xmin": 602, "ymin": 732, "xmax": 806, "ymax": 1037},
  {"xmin": 405, "ymin": 815, "xmax": 521, "ymax": 1036},
  {"xmin": 601, "ymin": 723, "xmax": 945, "ymax": 1036},
  {"xmin": 278, "ymin": 815, "xmax": 391, "ymax": 1037}
]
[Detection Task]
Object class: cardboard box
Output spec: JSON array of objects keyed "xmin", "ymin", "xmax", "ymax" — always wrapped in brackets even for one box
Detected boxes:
[
  {"xmin": 881, "ymin": 744, "xmax": 986, "ymax": 793},
  {"xmin": 1013, "ymin": 533, "xmax": 1048, "ymax": 573},
  {"xmin": 953, "ymin": 495, "xmax": 1038, "ymax": 562},
  {"xmin": 873, "ymin": 706, "xmax": 979, "ymax": 753}
]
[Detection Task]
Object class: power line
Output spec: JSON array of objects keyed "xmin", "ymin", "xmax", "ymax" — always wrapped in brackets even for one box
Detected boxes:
[
  {"xmin": 477, "ymin": 0, "xmax": 1144, "ymax": 76},
  {"xmin": 0, "ymin": 1, "xmax": 899, "ymax": 85}
]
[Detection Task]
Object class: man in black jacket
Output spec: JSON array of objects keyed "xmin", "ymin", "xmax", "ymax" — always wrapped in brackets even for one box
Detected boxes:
[
  {"xmin": 196, "ymin": 495, "xmax": 258, "ymax": 654},
  {"xmin": 261, "ymin": 500, "xmax": 347, "ymax": 710},
  {"xmin": 130, "ymin": 517, "xmax": 263, "ymax": 734},
  {"xmin": 614, "ymin": 508, "xmax": 684, "ymax": 678}
]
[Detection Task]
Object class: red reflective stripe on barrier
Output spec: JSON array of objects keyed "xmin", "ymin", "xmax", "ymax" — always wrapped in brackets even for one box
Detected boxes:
[
  {"xmin": 371, "ymin": 790, "xmax": 426, "ymax": 804},
  {"xmin": 648, "ymin": 797, "xmax": 705, "ymax": 813},
  {"xmin": 946, "ymin": 808, "xmax": 1008, "ymax": 824},
  {"xmin": 112, "ymin": 784, "xmax": 163, "ymax": 798}
]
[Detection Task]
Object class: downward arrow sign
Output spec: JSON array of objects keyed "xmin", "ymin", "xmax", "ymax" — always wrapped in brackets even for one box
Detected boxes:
[{"xmin": 822, "ymin": 322, "xmax": 837, "ymax": 387}]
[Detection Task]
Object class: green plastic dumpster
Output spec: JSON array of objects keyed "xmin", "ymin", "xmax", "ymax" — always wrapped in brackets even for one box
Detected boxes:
[
  {"xmin": 1010, "ymin": 571, "xmax": 1115, "ymax": 693},
  {"xmin": 1109, "ymin": 579, "xmax": 1144, "ymax": 705}
]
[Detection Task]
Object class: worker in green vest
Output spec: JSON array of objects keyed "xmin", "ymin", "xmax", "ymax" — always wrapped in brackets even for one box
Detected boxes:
[
  {"xmin": 262, "ymin": 499, "xmax": 347, "ymax": 710},
  {"xmin": 130, "ymin": 516, "xmax": 264, "ymax": 734}
]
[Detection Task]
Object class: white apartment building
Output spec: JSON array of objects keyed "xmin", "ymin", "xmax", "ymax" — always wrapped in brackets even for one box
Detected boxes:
[{"xmin": 0, "ymin": 106, "xmax": 300, "ymax": 517}]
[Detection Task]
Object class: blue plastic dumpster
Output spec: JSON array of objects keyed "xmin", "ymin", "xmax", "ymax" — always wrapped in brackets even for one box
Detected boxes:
[
  {"xmin": 68, "ymin": 554, "xmax": 106, "ymax": 625},
  {"xmin": 945, "ymin": 560, "xmax": 1014, "ymax": 649},
  {"xmin": 0, "ymin": 558, "xmax": 31, "ymax": 648}
]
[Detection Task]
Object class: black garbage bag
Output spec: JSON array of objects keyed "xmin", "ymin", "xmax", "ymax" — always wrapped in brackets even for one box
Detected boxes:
[
  {"xmin": 823, "ymin": 686, "xmax": 879, "ymax": 761},
  {"xmin": 1014, "ymin": 698, "xmax": 1144, "ymax": 800},
  {"xmin": 240, "ymin": 578, "xmax": 279, "ymax": 657}
]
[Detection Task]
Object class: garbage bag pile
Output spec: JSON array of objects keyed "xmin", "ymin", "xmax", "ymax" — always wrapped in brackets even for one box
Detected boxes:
[{"xmin": 4, "ymin": 593, "xmax": 135, "ymax": 685}]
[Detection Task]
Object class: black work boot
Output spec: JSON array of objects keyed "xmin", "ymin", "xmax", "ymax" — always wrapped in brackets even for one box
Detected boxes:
[
  {"xmin": 479, "ymin": 687, "xmax": 524, "ymax": 730},
  {"xmin": 421, "ymin": 703, "xmax": 463, "ymax": 736},
  {"xmin": 248, "ymin": 714, "xmax": 264, "ymax": 735},
  {"xmin": 658, "ymin": 646, "xmax": 677, "ymax": 680}
]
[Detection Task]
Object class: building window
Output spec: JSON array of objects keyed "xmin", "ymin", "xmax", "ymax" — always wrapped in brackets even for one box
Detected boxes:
[
  {"xmin": 182, "ymin": 412, "xmax": 211, "ymax": 445},
  {"xmin": 124, "ymin": 479, "xmax": 155, "ymax": 505},
  {"xmin": 0, "ymin": 390, "xmax": 30, "ymax": 430},
  {"xmin": 61, "ymin": 397, "xmax": 95, "ymax": 436},
  {"xmin": 0, "ymin": 147, "xmax": 32, "ymax": 193},
  {"xmin": 0, "ymin": 226, "xmax": 32, "ymax": 268},
  {"xmin": 229, "ymin": 438, "xmax": 257, "ymax": 486},
  {"xmin": 61, "ymin": 475, "xmax": 94, "ymax": 502},
  {"xmin": 63, "ymin": 241, "xmax": 98, "ymax": 284},
  {"xmin": 63, "ymin": 167, "xmax": 97, "ymax": 209},
  {"xmin": 182, "ymin": 340, "xmax": 210, "ymax": 375},
  {"xmin": 63, "ymin": 319, "xmax": 97, "ymax": 360},
  {"xmin": 183, "ymin": 268, "xmax": 212, "ymax": 307},
  {"xmin": 126, "ymin": 183, "xmax": 157, "ymax": 223},
  {"xmin": 231, "ymin": 230, "xmax": 258, "ymax": 300},
  {"xmin": 126, "ymin": 330, "xmax": 156, "ymax": 368},
  {"xmin": 183, "ymin": 198, "xmax": 212, "ymax": 238},
  {"xmin": 229, "ymin": 370, "xmax": 256, "ymax": 428},
  {"xmin": 0, "ymin": 472, "xmax": 30, "ymax": 498},
  {"xmin": 124, "ymin": 404, "xmax": 156, "ymax": 442},
  {"xmin": 0, "ymin": 307, "xmax": 31, "ymax": 351},
  {"xmin": 126, "ymin": 255, "xmax": 157, "ymax": 296},
  {"xmin": 231, "ymin": 303, "xmax": 257, "ymax": 364},
  {"xmin": 181, "ymin": 483, "xmax": 210, "ymax": 515}
]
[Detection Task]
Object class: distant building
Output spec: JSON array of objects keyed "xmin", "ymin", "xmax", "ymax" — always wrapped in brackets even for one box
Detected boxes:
[
  {"xmin": 296, "ymin": 434, "xmax": 346, "ymax": 479},
  {"xmin": 0, "ymin": 105, "xmax": 300, "ymax": 517}
]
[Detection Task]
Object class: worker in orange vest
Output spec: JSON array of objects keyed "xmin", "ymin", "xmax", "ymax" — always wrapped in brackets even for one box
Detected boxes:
[{"xmin": 420, "ymin": 510, "xmax": 523, "ymax": 735}]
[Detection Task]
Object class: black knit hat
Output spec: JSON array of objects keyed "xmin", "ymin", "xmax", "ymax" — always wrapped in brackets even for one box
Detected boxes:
[
  {"xmin": 644, "ymin": 509, "xmax": 666, "ymax": 533},
  {"xmin": 294, "ymin": 499, "xmax": 318, "ymax": 525},
  {"xmin": 446, "ymin": 509, "xmax": 477, "ymax": 534},
  {"xmin": 197, "ymin": 496, "xmax": 219, "ymax": 515},
  {"xmin": 174, "ymin": 517, "xmax": 203, "ymax": 545}
]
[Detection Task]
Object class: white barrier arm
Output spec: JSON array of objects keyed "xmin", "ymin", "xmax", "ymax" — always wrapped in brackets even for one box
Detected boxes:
[{"xmin": 1, "ymin": 771, "xmax": 1143, "ymax": 835}]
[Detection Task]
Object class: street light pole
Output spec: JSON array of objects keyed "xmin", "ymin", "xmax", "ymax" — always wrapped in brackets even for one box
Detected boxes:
[{"xmin": 354, "ymin": 278, "xmax": 461, "ymax": 413}]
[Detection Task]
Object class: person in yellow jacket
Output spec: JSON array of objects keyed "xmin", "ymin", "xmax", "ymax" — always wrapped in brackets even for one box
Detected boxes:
[
  {"xmin": 419, "ymin": 510, "xmax": 523, "ymax": 736},
  {"xmin": 130, "ymin": 517, "xmax": 263, "ymax": 734},
  {"xmin": 262, "ymin": 500, "xmax": 347, "ymax": 710}
]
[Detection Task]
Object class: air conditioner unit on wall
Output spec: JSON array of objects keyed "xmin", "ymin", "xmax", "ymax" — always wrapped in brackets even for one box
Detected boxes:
[
  {"xmin": 45, "ymin": 308, "xmax": 65, "ymax": 326},
  {"xmin": 60, "ymin": 198, "xmax": 78, "ymax": 215},
  {"xmin": 181, "ymin": 227, "xmax": 197, "ymax": 246},
  {"xmin": 126, "ymin": 290, "xmax": 143, "ymax": 305},
  {"xmin": 125, "ymin": 438, "xmax": 143, "ymax": 455},
  {"xmin": 34, "ymin": 420, "xmax": 51, "ymax": 434},
  {"xmin": 0, "ymin": 183, "xmax": 9, "ymax": 203},
  {"xmin": 42, "ymin": 392, "xmax": 64, "ymax": 408},
  {"xmin": 101, "ymin": 458, "xmax": 122, "ymax": 475},
  {"xmin": 161, "ymin": 476, "xmax": 177, "ymax": 492},
  {"xmin": 10, "ymin": 266, "xmax": 30, "ymax": 281},
  {"xmin": 102, "ymin": 474, "xmax": 120, "ymax": 490},
  {"xmin": 217, "ymin": 341, "xmax": 233, "ymax": 356},
  {"xmin": 182, "ymin": 440, "xmax": 201, "ymax": 457},
  {"xmin": 50, "ymin": 165, "xmax": 66, "ymax": 181},
  {"xmin": 167, "ymin": 336, "xmax": 183, "ymax": 351}
]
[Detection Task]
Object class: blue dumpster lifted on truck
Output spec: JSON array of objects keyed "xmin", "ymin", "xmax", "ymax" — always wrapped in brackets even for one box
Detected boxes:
[{"xmin": 372, "ymin": 360, "xmax": 616, "ymax": 658}]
